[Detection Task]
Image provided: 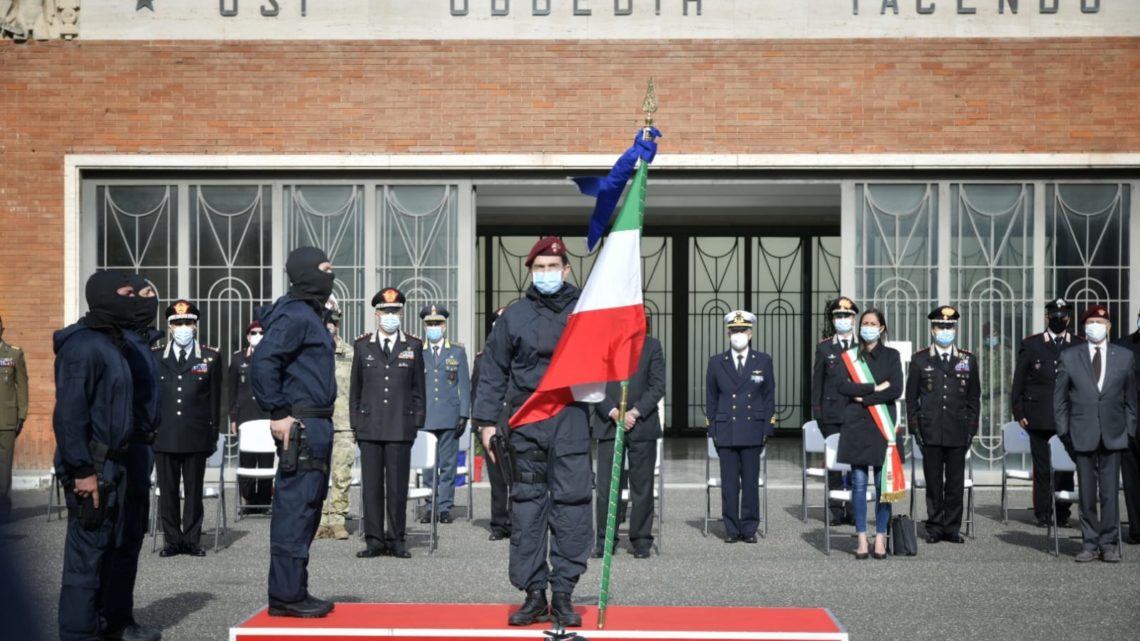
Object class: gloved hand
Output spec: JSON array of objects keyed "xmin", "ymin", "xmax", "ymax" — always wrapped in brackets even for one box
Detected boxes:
[
  {"xmin": 15, "ymin": 419, "xmax": 24, "ymax": 437},
  {"xmin": 455, "ymin": 417, "xmax": 468, "ymax": 438}
]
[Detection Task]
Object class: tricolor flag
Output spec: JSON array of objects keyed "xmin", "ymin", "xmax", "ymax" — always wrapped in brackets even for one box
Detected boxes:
[{"xmin": 508, "ymin": 137, "xmax": 656, "ymax": 428}]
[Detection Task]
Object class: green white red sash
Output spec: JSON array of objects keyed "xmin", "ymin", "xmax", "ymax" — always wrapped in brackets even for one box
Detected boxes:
[{"xmin": 840, "ymin": 348, "xmax": 908, "ymax": 503}]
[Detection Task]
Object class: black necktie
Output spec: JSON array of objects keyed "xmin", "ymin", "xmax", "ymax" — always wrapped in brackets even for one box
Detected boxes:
[
  {"xmin": 1093, "ymin": 347, "xmax": 1102, "ymax": 383},
  {"xmin": 1054, "ymin": 337, "xmax": 1063, "ymax": 347},
  {"xmin": 383, "ymin": 338, "xmax": 391, "ymax": 358},
  {"xmin": 841, "ymin": 340, "xmax": 849, "ymax": 351},
  {"xmin": 434, "ymin": 346, "xmax": 440, "ymax": 360},
  {"xmin": 942, "ymin": 353, "xmax": 950, "ymax": 368},
  {"xmin": 177, "ymin": 349, "xmax": 186, "ymax": 366},
  {"xmin": 736, "ymin": 354, "xmax": 744, "ymax": 375}
]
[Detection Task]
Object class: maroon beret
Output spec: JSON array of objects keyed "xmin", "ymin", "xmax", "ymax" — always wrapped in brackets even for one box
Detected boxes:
[
  {"xmin": 1080, "ymin": 305, "xmax": 1110, "ymax": 324},
  {"xmin": 245, "ymin": 320, "xmax": 262, "ymax": 334},
  {"xmin": 525, "ymin": 236, "xmax": 567, "ymax": 267}
]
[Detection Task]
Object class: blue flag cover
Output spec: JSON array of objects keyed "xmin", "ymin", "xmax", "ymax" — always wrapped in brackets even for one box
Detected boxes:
[{"xmin": 573, "ymin": 127, "xmax": 662, "ymax": 251}]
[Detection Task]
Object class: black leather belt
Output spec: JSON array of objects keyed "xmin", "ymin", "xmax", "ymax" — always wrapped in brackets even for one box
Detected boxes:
[{"xmin": 293, "ymin": 406, "xmax": 334, "ymax": 419}]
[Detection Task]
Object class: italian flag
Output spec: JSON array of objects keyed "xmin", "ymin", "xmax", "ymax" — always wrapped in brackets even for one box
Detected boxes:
[{"xmin": 509, "ymin": 162, "xmax": 649, "ymax": 428}]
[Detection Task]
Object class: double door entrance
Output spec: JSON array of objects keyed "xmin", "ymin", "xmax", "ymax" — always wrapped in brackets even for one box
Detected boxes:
[{"xmin": 476, "ymin": 231, "xmax": 841, "ymax": 433}]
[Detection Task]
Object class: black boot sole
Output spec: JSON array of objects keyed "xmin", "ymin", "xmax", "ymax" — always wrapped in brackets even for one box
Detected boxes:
[
  {"xmin": 552, "ymin": 612, "xmax": 582, "ymax": 628},
  {"xmin": 507, "ymin": 613, "xmax": 550, "ymax": 626},
  {"xmin": 267, "ymin": 607, "xmax": 332, "ymax": 618}
]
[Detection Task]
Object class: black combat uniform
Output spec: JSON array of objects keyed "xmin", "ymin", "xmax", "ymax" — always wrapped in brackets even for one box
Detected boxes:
[
  {"xmin": 905, "ymin": 305, "xmax": 981, "ymax": 543},
  {"xmin": 1113, "ymin": 321, "xmax": 1140, "ymax": 543},
  {"xmin": 1010, "ymin": 298, "xmax": 1083, "ymax": 526}
]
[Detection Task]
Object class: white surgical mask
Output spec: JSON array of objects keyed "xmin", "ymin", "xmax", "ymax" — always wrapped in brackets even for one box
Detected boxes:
[
  {"xmin": 1084, "ymin": 323, "xmax": 1107, "ymax": 343},
  {"xmin": 379, "ymin": 315, "xmax": 400, "ymax": 334},
  {"xmin": 171, "ymin": 326, "xmax": 194, "ymax": 347},
  {"xmin": 860, "ymin": 326, "xmax": 881, "ymax": 343},
  {"xmin": 533, "ymin": 270, "xmax": 563, "ymax": 295},
  {"xmin": 729, "ymin": 333, "xmax": 749, "ymax": 351},
  {"xmin": 248, "ymin": 334, "xmax": 263, "ymax": 347},
  {"xmin": 833, "ymin": 317, "xmax": 853, "ymax": 334},
  {"xmin": 934, "ymin": 329, "xmax": 956, "ymax": 347}
]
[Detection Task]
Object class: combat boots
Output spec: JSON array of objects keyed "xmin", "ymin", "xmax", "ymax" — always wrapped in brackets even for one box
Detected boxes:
[
  {"xmin": 550, "ymin": 592, "xmax": 581, "ymax": 627},
  {"xmin": 314, "ymin": 525, "xmax": 332, "ymax": 540},
  {"xmin": 331, "ymin": 524, "xmax": 350, "ymax": 540},
  {"xmin": 507, "ymin": 589, "xmax": 549, "ymax": 626}
]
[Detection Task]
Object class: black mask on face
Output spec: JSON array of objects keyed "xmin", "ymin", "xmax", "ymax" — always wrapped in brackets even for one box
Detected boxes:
[
  {"xmin": 286, "ymin": 247, "xmax": 335, "ymax": 305},
  {"xmin": 83, "ymin": 271, "xmax": 135, "ymax": 330},
  {"xmin": 125, "ymin": 274, "xmax": 159, "ymax": 332},
  {"xmin": 1047, "ymin": 314, "xmax": 1069, "ymax": 335}
]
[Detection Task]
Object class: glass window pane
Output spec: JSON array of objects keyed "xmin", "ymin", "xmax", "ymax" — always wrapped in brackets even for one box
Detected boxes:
[{"xmin": 95, "ymin": 185, "xmax": 178, "ymax": 323}]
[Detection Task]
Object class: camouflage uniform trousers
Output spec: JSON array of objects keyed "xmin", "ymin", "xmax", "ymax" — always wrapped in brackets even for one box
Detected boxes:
[{"xmin": 320, "ymin": 429, "xmax": 357, "ymax": 528}]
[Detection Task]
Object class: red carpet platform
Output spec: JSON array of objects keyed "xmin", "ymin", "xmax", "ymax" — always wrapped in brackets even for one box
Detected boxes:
[{"xmin": 230, "ymin": 603, "xmax": 848, "ymax": 641}]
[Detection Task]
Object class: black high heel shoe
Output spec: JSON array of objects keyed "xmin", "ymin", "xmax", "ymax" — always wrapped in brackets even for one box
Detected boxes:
[
  {"xmin": 855, "ymin": 551, "xmax": 869, "ymax": 560},
  {"xmin": 872, "ymin": 551, "xmax": 888, "ymax": 559}
]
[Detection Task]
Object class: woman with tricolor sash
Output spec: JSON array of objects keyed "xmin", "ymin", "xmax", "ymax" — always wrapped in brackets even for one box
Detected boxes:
[{"xmin": 836, "ymin": 309, "xmax": 904, "ymax": 559}]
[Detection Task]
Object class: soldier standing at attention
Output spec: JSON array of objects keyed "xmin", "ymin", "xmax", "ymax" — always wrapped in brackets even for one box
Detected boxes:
[
  {"xmin": 0, "ymin": 314, "xmax": 28, "ymax": 524},
  {"xmin": 228, "ymin": 320, "xmax": 273, "ymax": 514},
  {"xmin": 705, "ymin": 310, "xmax": 776, "ymax": 544},
  {"xmin": 906, "ymin": 305, "xmax": 981, "ymax": 544},
  {"xmin": 153, "ymin": 300, "xmax": 221, "ymax": 558},
  {"xmin": 316, "ymin": 295, "xmax": 355, "ymax": 540},
  {"xmin": 811, "ymin": 296, "xmax": 859, "ymax": 526},
  {"xmin": 352, "ymin": 287, "xmax": 425, "ymax": 559},
  {"xmin": 418, "ymin": 304, "xmax": 470, "ymax": 525},
  {"xmin": 1010, "ymin": 298, "xmax": 1083, "ymax": 527}
]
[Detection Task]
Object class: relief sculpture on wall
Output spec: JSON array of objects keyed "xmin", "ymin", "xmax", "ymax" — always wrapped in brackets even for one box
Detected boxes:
[{"xmin": 1, "ymin": 0, "xmax": 79, "ymax": 41}]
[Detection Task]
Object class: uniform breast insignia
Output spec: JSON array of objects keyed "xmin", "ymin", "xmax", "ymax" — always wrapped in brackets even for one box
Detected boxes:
[
  {"xmin": 751, "ymin": 369, "xmax": 764, "ymax": 384},
  {"xmin": 365, "ymin": 353, "xmax": 376, "ymax": 362},
  {"xmin": 398, "ymin": 349, "xmax": 415, "ymax": 360},
  {"xmin": 1033, "ymin": 360, "xmax": 1042, "ymax": 370},
  {"xmin": 0, "ymin": 358, "xmax": 13, "ymax": 368},
  {"xmin": 191, "ymin": 362, "xmax": 209, "ymax": 375},
  {"xmin": 445, "ymin": 357, "xmax": 459, "ymax": 370},
  {"xmin": 923, "ymin": 365, "xmax": 935, "ymax": 372},
  {"xmin": 954, "ymin": 360, "xmax": 970, "ymax": 373}
]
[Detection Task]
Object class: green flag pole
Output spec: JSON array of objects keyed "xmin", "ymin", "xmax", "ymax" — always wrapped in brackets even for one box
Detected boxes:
[{"xmin": 597, "ymin": 381, "xmax": 629, "ymax": 630}]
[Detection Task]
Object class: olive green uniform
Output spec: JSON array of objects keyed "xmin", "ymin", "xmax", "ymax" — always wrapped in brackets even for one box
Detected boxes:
[
  {"xmin": 0, "ymin": 339, "xmax": 29, "ymax": 521},
  {"xmin": 319, "ymin": 337, "xmax": 355, "ymax": 534}
]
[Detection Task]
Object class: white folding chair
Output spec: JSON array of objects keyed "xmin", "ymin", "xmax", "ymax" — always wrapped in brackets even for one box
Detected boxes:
[
  {"xmin": 1000, "ymin": 421, "xmax": 1033, "ymax": 523},
  {"xmin": 408, "ymin": 430, "xmax": 439, "ymax": 553},
  {"xmin": 620, "ymin": 436, "xmax": 665, "ymax": 553},
  {"xmin": 801, "ymin": 420, "xmax": 827, "ymax": 522},
  {"xmin": 234, "ymin": 420, "xmax": 277, "ymax": 521},
  {"xmin": 703, "ymin": 437, "xmax": 768, "ymax": 539},
  {"xmin": 151, "ymin": 433, "xmax": 228, "ymax": 553},
  {"xmin": 823, "ymin": 433, "xmax": 878, "ymax": 555},
  {"xmin": 909, "ymin": 439, "xmax": 976, "ymax": 538}
]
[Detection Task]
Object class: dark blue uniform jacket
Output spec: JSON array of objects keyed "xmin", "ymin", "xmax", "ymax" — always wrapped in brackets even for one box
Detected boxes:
[
  {"xmin": 251, "ymin": 296, "xmax": 336, "ymax": 419},
  {"xmin": 705, "ymin": 348, "xmax": 776, "ymax": 448}
]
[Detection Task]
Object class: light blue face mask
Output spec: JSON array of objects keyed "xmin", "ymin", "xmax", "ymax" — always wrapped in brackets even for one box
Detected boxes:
[
  {"xmin": 533, "ymin": 270, "xmax": 563, "ymax": 295},
  {"xmin": 425, "ymin": 326, "xmax": 444, "ymax": 342},
  {"xmin": 860, "ymin": 326, "xmax": 881, "ymax": 343},
  {"xmin": 934, "ymin": 329, "xmax": 956, "ymax": 347},
  {"xmin": 379, "ymin": 315, "xmax": 400, "ymax": 334},
  {"xmin": 833, "ymin": 317, "xmax": 854, "ymax": 334},
  {"xmin": 171, "ymin": 326, "xmax": 195, "ymax": 347},
  {"xmin": 985, "ymin": 336, "xmax": 999, "ymax": 348}
]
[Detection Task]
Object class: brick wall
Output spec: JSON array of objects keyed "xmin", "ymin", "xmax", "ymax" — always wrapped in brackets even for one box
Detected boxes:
[{"xmin": 1, "ymin": 38, "xmax": 1138, "ymax": 469}]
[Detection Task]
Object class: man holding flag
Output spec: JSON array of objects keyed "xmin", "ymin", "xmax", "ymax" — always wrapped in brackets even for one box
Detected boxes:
[{"xmin": 475, "ymin": 126, "xmax": 660, "ymax": 628}]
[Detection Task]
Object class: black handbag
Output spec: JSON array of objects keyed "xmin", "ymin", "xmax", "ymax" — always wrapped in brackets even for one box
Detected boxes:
[{"xmin": 890, "ymin": 515, "xmax": 918, "ymax": 556}]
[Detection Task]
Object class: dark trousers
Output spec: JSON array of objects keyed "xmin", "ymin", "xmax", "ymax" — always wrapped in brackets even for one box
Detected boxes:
[
  {"xmin": 238, "ymin": 451, "xmax": 275, "ymax": 506},
  {"xmin": 595, "ymin": 437, "xmax": 655, "ymax": 550},
  {"xmin": 482, "ymin": 447, "xmax": 511, "ymax": 536},
  {"xmin": 820, "ymin": 422, "xmax": 847, "ymax": 521},
  {"xmin": 718, "ymin": 444, "xmax": 762, "ymax": 539},
  {"xmin": 59, "ymin": 490, "xmax": 118, "ymax": 641},
  {"xmin": 359, "ymin": 440, "xmax": 411, "ymax": 550},
  {"xmin": 1029, "ymin": 430, "xmax": 1074, "ymax": 522},
  {"xmin": 268, "ymin": 417, "xmax": 331, "ymax": 605},
  {"xmin": 100, "ymin": 443, "xmax": 151, "ymax": 633},
  {"xmin": 1120, "ymin": 436, "xmax": 1140, "ymax": 539},
  {"xmin": 1074, "ymin": 447, "xmax": 1122, "ymax": 552},
  {"xmin": 154, "ymin": 451, "xmax": 207, "ymax": 549},
  {"xmin": 921, "ymin": 444, "xmax": 967, "ymax": 539},
  {"xmin": 509, "ymin": 403, "xmax": 592, "ymax": 595}
]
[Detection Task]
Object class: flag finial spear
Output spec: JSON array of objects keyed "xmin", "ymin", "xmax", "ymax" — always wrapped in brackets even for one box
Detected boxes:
[{"xmin": 642, "ymin": 78, "xmax": 657, "ymax": 139}]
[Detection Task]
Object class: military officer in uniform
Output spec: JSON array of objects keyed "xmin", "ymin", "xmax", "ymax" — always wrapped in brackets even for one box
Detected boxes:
[
  {"xmin": 473, "ymin": 236, "xmax": 590, "ymax": 628},
  {"xmin": 0, "ymin": 314, "xmax": 29, "ymax": 524},
  {"xmin": 153, "ymin": 300, "xmax": 221, "ymax": 557},
  {"xmin": 905, "ymin": 305, "xmax": 981, "ymax": 544},
  {"xmin": 251, "ymin": 246, "xmax": 338, "ymax": 618},
  {"xmin": 1011, "ymin": 298, "xmax": 1083, "ymax": 527},
  {"xmin": 419, "ymin": 304, "xmax": 470, "ymax": 524},
  {"xmin": 592, "ymin": 309, "xmax": 665, "ymax": 559},
  {"xmin": 1114, "ymin": 308, "xmax": 1140, "ymax": 544},
  {"xmin": 228, "ymin": 320, "xmax": 273, "ymax": 513},
  {"xmin": 705, "ymin": 310, "xmax": 776, "ymax": 544},
  {"xmin": 317, "ymin": 295, "xmax": 355, "ymax": 540},
  {"xmin": 471, "ymin": 305, "xmax": 511, "ymax": 541},
  {"xmin": 811, "ymin": 296, "xmax": 859, "ymax": 525},
  {"xmin": 352, "ymin": 287, "xmax": 426, "ymax": 559}
]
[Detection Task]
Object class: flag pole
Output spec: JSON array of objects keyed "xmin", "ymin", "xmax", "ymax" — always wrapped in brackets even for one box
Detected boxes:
[{"xmin": 598, "ymin": 79, "xmax": 657, "ymax": 631}]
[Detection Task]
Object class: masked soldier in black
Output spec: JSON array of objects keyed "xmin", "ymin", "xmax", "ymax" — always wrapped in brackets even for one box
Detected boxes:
[
  {"xmin": 474, "ymin": 236, "xmax": 590, "ymax": 628},
  {"xmin": 811, "ymin": 296, "xmax": 859, "ymax": 525},
  {"xmin": 1011, "ymin": 298, "xmax": 1083, "ymax": 527},
  {"xmin": 1113, "ymin": 309, "xmax": 1140, "ymax": 544},
  {"xmin": 906, "ymin": 305, "xmax": 981, "ymax": 544}
]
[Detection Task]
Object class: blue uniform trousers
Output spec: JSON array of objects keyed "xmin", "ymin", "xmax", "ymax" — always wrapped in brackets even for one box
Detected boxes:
[
  {"xmin": 422, "ymin": 428, "xmax": 459, "ymax": 513},
  {"xmin": 509, "ymin": 403, "xmax": 592, "ymax": 595},
  {"xmin": 58, "ymin": 470, "xmax": 124, "ymax": 641},
  {"xmin": 99, "ymin": 443, "xmax": 152, "ymax": 633},
  {"xmin": 717, "ymin": 445, "xmax": 762, "ymax": 539},
  {"xmin": 268, "ymin": 418, "xmax": 331, "ymax": 605}
]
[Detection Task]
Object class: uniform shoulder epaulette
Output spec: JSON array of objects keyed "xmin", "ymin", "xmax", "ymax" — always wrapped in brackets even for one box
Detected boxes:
[
  {"xmin": 818, "ymin": 337, "xmax": 832, "ymax": 344},
  {"xmin": 355, "ymin": 332, "xmax": 373, "ymax": 342},
  {"xmin": 450, "ymin": 340, "xmax": 464, "ymax": 348},
  {"xmin": 912, "ymin": 348, "xmax": 927, "ymax": 356},
  {"xmin": 232, "ymin": 348, "xmax": 245, "ymax": 356},
  {"xmin": 958, "ymin": 348, "xmax": 973, "ymax": 356},
  {"xmin": 151, "ymin": 343, "xmax": 165, "ymax": 352},
  {"xmin": 202, "ymin": 345, "xmax": 219, "ymax": 353},
  {"xmin": 404, "ymin": 332, "xmax": 422, "ymax": 343}
]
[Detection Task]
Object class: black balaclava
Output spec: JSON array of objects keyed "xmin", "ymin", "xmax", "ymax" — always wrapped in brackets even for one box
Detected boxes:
[
  {"xmin": 286, "ymin": 247, "xmax": 335, "ymax": 305},
  {"xmin": 1047, "ymin": 313, "xmax": 1069, "ymax": 335},
  {"xmin": 83, "ymin": 270, "xmax": 134, "ymax": 330},
  {"xmin": 125, "ymin": 274, "xmax": 159, "ymax": 332}
]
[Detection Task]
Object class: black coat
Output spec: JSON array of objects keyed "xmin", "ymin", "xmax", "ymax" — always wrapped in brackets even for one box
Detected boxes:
[
  {"xmin": 1114, "ymin": 330, "xmax": 1140, "ymax": 412},
  {"xmin": 837, "ymin": 344, "xmax": 904, "ymax": 468},
  {"xmin": 154, "ymin": 342, "xmax": 222, "ymax": 454},
  {"xmin": 228, "ymin": 348, "xmax": 269, "ymax": 427},
  {"xmin": 591, "ymin": 336, "xmax": 666, "ymax": 442},
  {"xmin": 1010, "ymin": 332, "xmax": 1084, "ymax": 433},
  {"xmin": 350, "ymin": 331, "xmax": 426, "ymax": 442},
  {"xmin": 1055, "ymin": 343, "xmax": 1137, "ymax": 452},
  {"xmin": 811, "ymin": 335, "xmax": 855, "ymax": 431},
  {"xmin": 250, "ymin": 295, "xmax": 337, "ymax": 420},
  {"xmin": 905, "ymin": 346, "xmax": 981, "ymax": 447}
]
